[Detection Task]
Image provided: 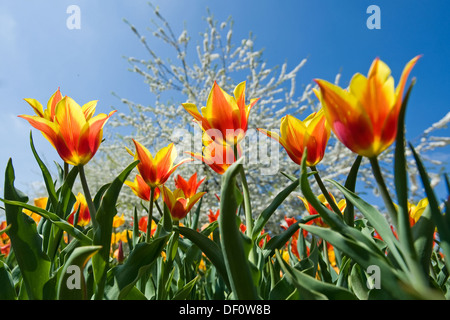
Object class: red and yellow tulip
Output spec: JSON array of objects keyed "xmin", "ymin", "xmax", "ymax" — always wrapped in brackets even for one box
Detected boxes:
[
  {"xmin": 174, "ymin": 172, "xmax": 205, "ymax": 198},
  {"xmin": 19, "ymin": 90, "xmax": 115, "ymax": 166},
  {"xmin": 182, "ymin": 81, "xmax": 259, "ymax": 146},
  {"xmin": 67, "ymin": 192, "xmax": 91, "ymax": 227},
  {"xmin": 258, "ymin": 109, "xmax": 330, "ymax": 167},
  {"xmin": 314, "ymin": 56, "xmax": 420, "ymax": 158},
  {"xmin": 127, "ymin": 139, "xmax": 191, "ymax": 188},
  {"xmin": 162, "ymin": 185, "xmax": 206, "ymax": 221},
  {"xmin": 125, "ymin": 174, "xmax": 161, "ymax": 202}
]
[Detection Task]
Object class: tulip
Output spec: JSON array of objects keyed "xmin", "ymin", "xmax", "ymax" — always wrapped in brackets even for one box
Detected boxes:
[
  {"xmin": 314, "ymin": 56, "xmax": 420, "ymax": 158},
  {"xmin": 127, "ymin": 140, "xmax": 191, "ymax": 242},
  {"xmin": 127, "ymin": 139, "xmax": 191, "ymax": 188},
  {"xmin": 162, "ymin": 185, "xmax": 206, "ymax": 222},
  {"xmin": 258, "ymin": 109, "xmax": 330, "ymax": 167},
  {"xmin": 182, "ymin": 81, "xmax": 259, "ymax": 146},
  {"xmin": 67, "ymin": 192, "xmax": 91, "ymax": 226},
  {"xmin": 19, "ymin": 94, "xmax": 115, "ymax": 166},
  {"xmin": 125, "ymin": 174, "xmax": 161, "ymax": 202},
  {"xmin": 174, "ymin": 172, "xmax": 205, "ymax": 198}
]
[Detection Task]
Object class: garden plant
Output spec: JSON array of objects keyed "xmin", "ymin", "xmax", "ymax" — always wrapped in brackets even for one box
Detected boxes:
[{"xmin": 0, "ymin": 5, "xmax": 449, "ymax": 302}]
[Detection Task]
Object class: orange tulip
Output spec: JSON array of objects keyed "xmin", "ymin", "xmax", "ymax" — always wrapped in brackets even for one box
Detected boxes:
[
  {"xmin": 19, "ymin": 91, "xmax": 115, "ymax": 166},
  {"xmin": 125, "ymin": 174, "xmax": 161, "ymax": 202},
  {"xmin": 67, "ymin": 192, "xmax": 91, "ymax": 226},
  {"xmin": 314, "ymin": 56, "xmax": 420, "ymax": 158},
  {"xmin": 258, "ymin": 109, "xmax": 330, "ymax": 167},
  {"xmin": 127, "ymin": 139, "xmax": 191, "ymax": 188},
  {"xmin": 162, "ymin": 186, "xmax": 205, "ymax": 221},
  {"xmin": 22, "ymin": 197, "xmax": 48, "ymax": 224},
  {"xmin": 182, "ymin": 81, "xmax": 259, "ymax": 146},
  {"xmin": 174, "ymin": 172, "xmax": 205, "ymax": 198}
]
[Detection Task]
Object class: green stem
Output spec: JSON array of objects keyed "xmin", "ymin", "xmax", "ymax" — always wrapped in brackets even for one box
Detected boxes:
[
  {"xmin": 64, "ymin": 162, "xmax": 69, "ymax": 180},
  {"xmin": 78, "ymin": 165, "xmax": 98, "ymax": 229},
  {"xmin": 369, "ymin": 157, "xmax": 398, "ymax": 227},
  {"xmin": 310, "ymin": 165, "xmax": 343, "ymax": 217},
  {"xmin": 146, "ymin": 187, "xmax": 156, "ymax": 243},
  {"xmin": 233, "ymin": 143, "xmax": 256, "ymax": 264}
]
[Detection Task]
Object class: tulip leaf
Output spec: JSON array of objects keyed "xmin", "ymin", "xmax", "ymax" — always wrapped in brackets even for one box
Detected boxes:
[
  {"xmin": 252, "ymin": 178, "xmax": 300, "ymax": 240},
  {"xmin": 29, "ymin": 131, "xmax": 58, "ymax": 210},
  {"xmin": 326, "ymin": 179, "xmax": 407, "ymax": 270},
  {"xmin": 219, "ymin": 157, "xmax": 258, "ymax": 300},
  {"xmin": 176, "ymin": 225, "xmax": 230, "ymax": 290},
  {"xmin": 343, "ymin": 155, "xmax": 362, "ymax": 226},
  {"xmin": 299, "ymin": 151, "xmax": 385, "ymax": 259},
  {"xmin": 0, "ymin": 261, "xmax": 17, "ymax": 300},
  {"xmin": 411, "ymin": 206, "xmax": 436, "ymax": 276},
  {"xmin": 299, "ymin": 223, "xmax": 429, "ymax": 299},
  {"xmin": 56, "ymin": 245, "xmax": 102, "ymax": 300},
  {"xmin": 262, "ymin": 214, "xmax": 319, "ymax": 260},
  {"xmin": 3, "ymin": 158, "xmax": 51, "ymax": 300},
  {"xmin": 394, "ymin": 80, "xmax": 417, "ymax": 266},
  {"xmin": 275, "ymin": 250, "xmax": 357, "ymax": 300},
  {"xmin": 0, "ymin": 199, "xmax": 92, "ymax": 245},
  {"xmin": 104, "ymin": 235, "xmax": 169, "ymax": 300},
  {"xmin": 91, "ymin": 160, "xmax": 139, "ymax": 299},
  {"xmin": 409, "ymin": 143, "xmax": 450, "ymax": 273},
  {"xmin": 171, "ymin": 276, "xmax": 199, "ymax": 300}
]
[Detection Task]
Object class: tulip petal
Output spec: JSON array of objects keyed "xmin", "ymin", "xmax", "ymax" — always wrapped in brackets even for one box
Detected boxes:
[{"xmin": 24, "ymin": 98, "xmax": 45, "ymax": 118}]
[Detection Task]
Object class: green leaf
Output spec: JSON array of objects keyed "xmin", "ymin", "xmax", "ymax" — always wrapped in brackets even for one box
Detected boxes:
[
  {"xmin": 343, "ymin": 155, "xmax": 362, "ymax": 226},
  {"xmin": 394, "ymin": 81, "xmax": 420, "ymax": 277},
  {"xmin": 171, "ymin": 276, "xmax": 199, "ymax": 300},
  {"xmin": 3, "ymin": 158, "xmax": 51, "ymax": 300},
  {"xmin": 299, "ymin": 223, "xmax": 436, "ymax": 299},
  {"xmin": 0, "ymin": 199, "xmax": 92, "ymax": 245},
  {"xmin": 252, "ymin": 178, "xmax": 299, "ymax": 240},
  {"xmin": 410, "ymin": 143, "xmax": 450, "ymax": 273},
  {"xmin": 29, "ymin": 131, "xmax": 58, "ymax": 210},
  {"xmin": 348, "ymin": 264, "xmax": 369, "ymax": 300},
  {"xmin": 218, "ymin": 157, "xmax": 258, "ymax": 300},
  {"xmin": 275, "ymin": 250, "xmax": 357, "ymax": 300},
  {"xmin": 0, "ymin": 261, "xmax": 17, "ymax": 300},
  {"xmin": 326, "ymin": 179, "xmax": 407, "ymax": 271},
  {"xmin": 56, "ymin": 245, "xmax": 102, "ymax": 300},
  {"xmin": 411, "ymin": 205, "xmax": 436, "ymax": 277},
  {"xmin": 92, "ymin": 160, "xmax": 139, "ymax": 299},
  {"xmin": 176, "ymin": 225, "xmax": 230, "ymax": 290},
  {"xmin": 104, "ymin": 235, "xmax": 169, "ymax": 300},
  {"xmin": 262, "ymin": 214, "xmax": 318, "ymax": 260}
]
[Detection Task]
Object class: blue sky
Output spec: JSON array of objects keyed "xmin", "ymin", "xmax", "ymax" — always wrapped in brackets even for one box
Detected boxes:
[{"xmin": 0, "ymin": 1, "xmax": 449, "ymax": 207}]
